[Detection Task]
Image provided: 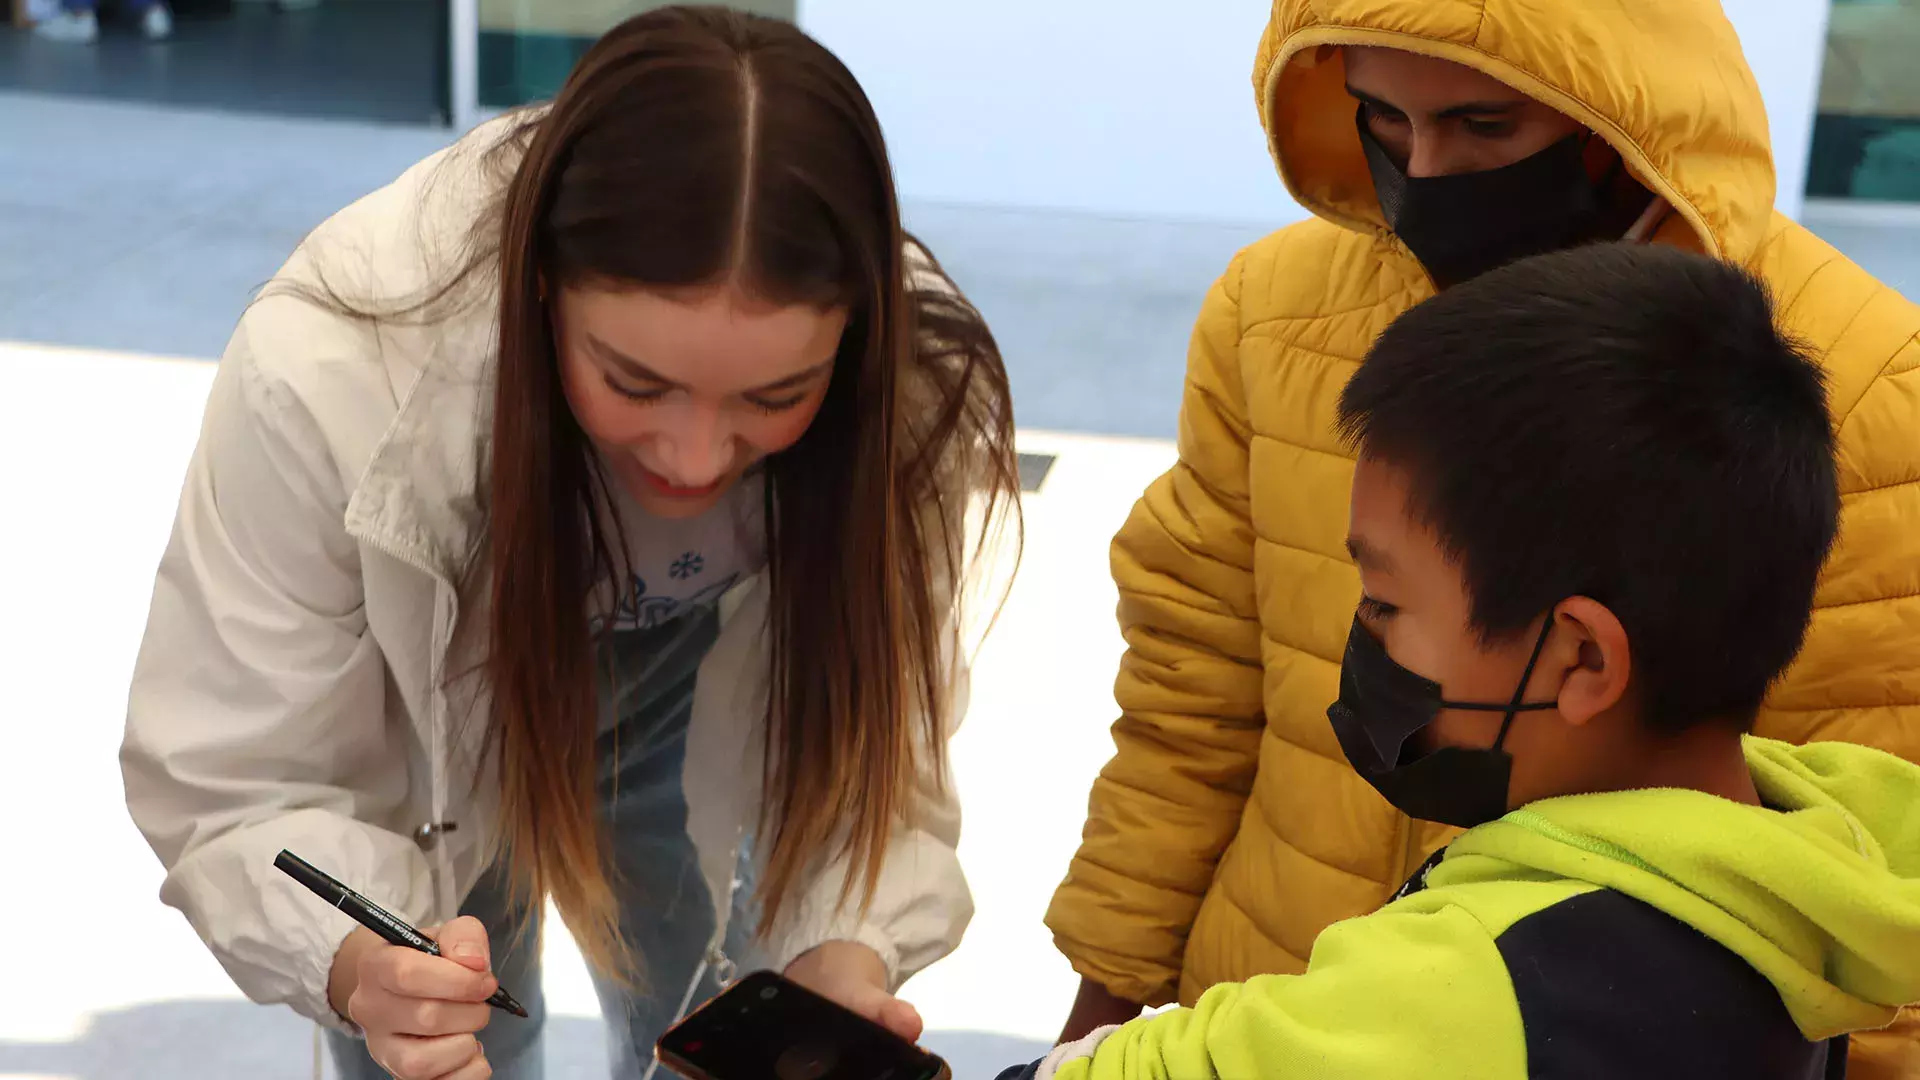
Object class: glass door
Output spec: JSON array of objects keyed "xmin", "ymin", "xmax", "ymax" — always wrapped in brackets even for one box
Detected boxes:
[{"xmin": 1809, "ymin": 0, "xmax": 1920, "ymax": 202}]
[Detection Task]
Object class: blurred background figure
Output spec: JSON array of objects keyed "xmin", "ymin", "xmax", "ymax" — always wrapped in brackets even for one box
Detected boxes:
[{"xmin": 31, "ymin": 0, "xmax": 172, "ymax": 42}]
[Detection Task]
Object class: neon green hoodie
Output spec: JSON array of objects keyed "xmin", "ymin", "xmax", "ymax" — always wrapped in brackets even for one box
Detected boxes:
[{"xmin": 1011, "ymin": 739, "xmax": 1920, "ymax": 1079}]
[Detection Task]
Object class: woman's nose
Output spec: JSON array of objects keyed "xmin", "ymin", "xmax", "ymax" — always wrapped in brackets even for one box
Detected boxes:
[{"xmin": 653, "ymin": 408, "xmax": 733, "ymax": 486}]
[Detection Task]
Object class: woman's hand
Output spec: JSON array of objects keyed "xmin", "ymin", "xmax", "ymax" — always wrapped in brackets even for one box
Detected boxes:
[
  {"xmin": 328, "ymin": 917, "xmax": 498, "ymax": 1080},
  {"xmin": 784, "ymin": 940, "xmax": 924, "ymax": 1042}
]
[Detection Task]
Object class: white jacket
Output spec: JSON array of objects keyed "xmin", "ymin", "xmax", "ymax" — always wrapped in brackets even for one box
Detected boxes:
[{"xmin": 120, "ymin": 121, "xmax": 974, "ymax": 1035}]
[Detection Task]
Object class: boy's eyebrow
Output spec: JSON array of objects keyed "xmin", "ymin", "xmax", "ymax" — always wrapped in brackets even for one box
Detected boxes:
[
  {"xmin": 1345, "ymin": 85, "xmax": 1528, "ymax": 121},
  {"xmin": 587, "ymin": 334, "xmax": 833, "ymax": 396},
  {"xmin": 1346, "ymin": 536, "xmax": 1396, "ymax": 573}
]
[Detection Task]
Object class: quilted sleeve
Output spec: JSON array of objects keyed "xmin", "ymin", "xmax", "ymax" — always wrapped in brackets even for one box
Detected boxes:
[
  {"xmin": 1760, "ymin": 321, "xmax": 1920, "ymax": 757},
  {"xmin": 1044, "ymin": 251, "xmax": 1266, "ymax": 1005},
  {"xmin": 1758, "ymin": 323, "xmax": 1920, "ymax": 1080}
]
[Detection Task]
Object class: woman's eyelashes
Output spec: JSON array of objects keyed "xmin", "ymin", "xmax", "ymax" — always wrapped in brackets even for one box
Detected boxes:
[
  {"xmin": 605, "ymin": 376, "xmax": 669, "ymax": 403},
  {"xmin": 603, "ymin": 374, "xmax": 808, "ymax": 413},
  {"xmin": 745, "ymin": 393, "xmax": 809, "ymax": 414}
]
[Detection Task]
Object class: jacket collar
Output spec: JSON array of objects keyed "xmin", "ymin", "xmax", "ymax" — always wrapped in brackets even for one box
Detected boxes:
[{"xmin": 342, "ymin": 309, "xmax": 495, "ymax": 587}]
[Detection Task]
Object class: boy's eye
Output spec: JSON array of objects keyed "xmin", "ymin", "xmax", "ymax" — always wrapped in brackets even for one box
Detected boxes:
[
  {"xmin": 1362, "ymin": 102, "xmax": 1408, "ymax": 126},
  {"xmin": 1463, "ymin": 117, "xmax": 1518, "ymax": 138},
  {"xmin": 1358, "ymin": 596, "xmax": 1400, "ymax": 622}
]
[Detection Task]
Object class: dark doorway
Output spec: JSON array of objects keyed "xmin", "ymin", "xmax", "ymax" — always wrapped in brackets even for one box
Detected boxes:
[{"xmin": 0, "ymin": 0, "xmax": 448, "ymax": 125}]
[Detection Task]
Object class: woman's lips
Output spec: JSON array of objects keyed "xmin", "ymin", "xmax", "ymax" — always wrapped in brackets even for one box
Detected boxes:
[{"xmin": 636, "ymin": 463, "xmax": 725, "ymax": 500}]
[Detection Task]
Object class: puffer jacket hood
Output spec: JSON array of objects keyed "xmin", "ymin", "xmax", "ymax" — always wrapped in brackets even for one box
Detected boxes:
[
  {"xmin": 1252, "ymin": 0, "xmax": 1776, "ymax": 263},
  {"xmin": 1011, "ymin": 740, "xmax": 1920, "ymax": 1080}
]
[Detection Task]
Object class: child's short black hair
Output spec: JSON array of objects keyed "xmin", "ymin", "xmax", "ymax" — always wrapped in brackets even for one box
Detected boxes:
[{"xmin": 1337, "ymin": 243, "xmax": 1839, "ymax": 732}]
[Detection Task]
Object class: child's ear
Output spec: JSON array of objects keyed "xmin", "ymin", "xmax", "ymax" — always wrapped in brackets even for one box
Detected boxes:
[{"xmin": 1552, "ymin": 597, "xmax": 1631, "ymax": 726}]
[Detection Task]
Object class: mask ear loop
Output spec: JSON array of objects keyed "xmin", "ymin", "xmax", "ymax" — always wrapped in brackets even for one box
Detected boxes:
[
  {"xmin": 1582, "ymin": 129, "xmax": 1627, "ymax": 192},
  {"xmin": 1492, "ymin": 616, "xmax": 1558, "ymax": 750}
]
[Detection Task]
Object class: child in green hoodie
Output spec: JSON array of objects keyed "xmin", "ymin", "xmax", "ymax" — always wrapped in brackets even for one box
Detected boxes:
[{"xmin": 1001, "ymin": 242, "xmax": 1920, "ymax": 1080}]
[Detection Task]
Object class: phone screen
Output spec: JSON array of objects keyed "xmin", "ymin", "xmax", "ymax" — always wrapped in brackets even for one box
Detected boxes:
[{"xmin": 656, "ymin": 970, "xmax": 948, "ymax": 1080}]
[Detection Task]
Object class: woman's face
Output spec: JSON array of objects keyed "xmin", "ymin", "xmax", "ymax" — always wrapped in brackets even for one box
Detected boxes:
[
  {"xmin": 555, "ymin": 281, "xmax": 848, "ymax": 520},
  {"xmin": 1344, "ymin": 47, "xmax": 1587, "ymax": 178}
]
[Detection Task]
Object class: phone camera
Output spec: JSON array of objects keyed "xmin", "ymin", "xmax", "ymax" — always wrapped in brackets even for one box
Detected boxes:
[{"xmin": 760, "ymin": 985, "xmax": 780, "ymax": 1001}]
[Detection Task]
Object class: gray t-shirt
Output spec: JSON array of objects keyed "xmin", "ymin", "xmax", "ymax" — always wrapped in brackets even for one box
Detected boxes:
[{"xmin": 595, "ymin": 467, "xmax": 767, "ymax": 632}]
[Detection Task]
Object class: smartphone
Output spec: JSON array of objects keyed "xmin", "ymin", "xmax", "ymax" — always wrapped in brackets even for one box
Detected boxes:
[{"xmin": 656, "ymin": 970, "xmax": 952, "ymax": 1080}]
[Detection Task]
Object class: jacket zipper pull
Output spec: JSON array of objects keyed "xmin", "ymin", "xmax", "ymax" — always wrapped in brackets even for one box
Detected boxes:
[
  {"xmin": 706, "ymin": 943, "xmax": 738, "ymax": 987},
  {"xmin": 412, "ymin": 821, "xmax": 458, "ymax": 850}
]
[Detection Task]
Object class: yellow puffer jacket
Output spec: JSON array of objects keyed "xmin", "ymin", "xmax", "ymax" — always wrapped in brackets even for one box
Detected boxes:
[{"xmin": 1045, "ymin": 1, "xmax": 1920, "ymax": 1075}]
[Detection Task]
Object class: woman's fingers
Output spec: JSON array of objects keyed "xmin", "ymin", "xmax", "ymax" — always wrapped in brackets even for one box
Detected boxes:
[
  {"xmin": 828, "ymin": 979, "xmax": 923, "ymax": 1041},
  {"xmin": 373, "ymin": 947, "xmax": 499, "ymax": 1004},
  {"xmin": 350, "ymin": 928, "xmax": 499, "ymax": 1078},
  {"xmin": 877, "ymin": 995, "xmax": 926, "ymax": 1043},
  {"xmin": 784, "ymin": 941, "xmax": 925, "ymax": 1042},
  {"xmin": 393, "ymin": 996, "xmax": 494, "ymax": 1038},
  {"xmin": 428, "ymin": 1050, "xmax": 495, "ymax": 1080},
  {"xmin": 430, "ymin": 916, "xmax": 495, "ymax": 973},
  {"xmin": 376, "ymin": 1032, "xmax": 486, "ymax": 1080}
]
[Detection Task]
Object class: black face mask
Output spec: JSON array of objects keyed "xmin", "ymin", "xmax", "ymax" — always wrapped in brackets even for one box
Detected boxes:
[
  {"xmin": 1326, "ymin": 615, "xmax": 1557, "ymax": 829},
  {"xmin": 1358, "ymin": 108, "xmax": 1604, "ymax": 287}
]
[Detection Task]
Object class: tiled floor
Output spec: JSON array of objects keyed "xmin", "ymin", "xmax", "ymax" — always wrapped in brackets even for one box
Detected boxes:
[
  {"xmin": 0, "ymin": 93, "xmax": 454, "ymax": 357},
  {"xmin": 0, "ymin": 339, "xmax": 1175, "ymax": 1079}
]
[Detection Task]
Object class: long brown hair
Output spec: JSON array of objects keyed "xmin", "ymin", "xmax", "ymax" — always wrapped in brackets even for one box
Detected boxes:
[{"xmin": 465, "ymin": 7, "xmax": 1018, "ymax": 978}]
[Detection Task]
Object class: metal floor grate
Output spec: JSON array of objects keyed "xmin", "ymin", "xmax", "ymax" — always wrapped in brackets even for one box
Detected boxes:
[{"xmin": 1018, "ymin": 452, "xmax": 1057, "ymax": 493}]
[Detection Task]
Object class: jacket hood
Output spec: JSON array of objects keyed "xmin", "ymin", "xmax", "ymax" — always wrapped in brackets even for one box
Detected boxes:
[
  {"xmin": 1253, "ymin": 0, "xmax": 1777, "ymax": 263},
  {"xmin": 1444, "ymin": 739, "xmax": 1920, "ymax": 1041}
]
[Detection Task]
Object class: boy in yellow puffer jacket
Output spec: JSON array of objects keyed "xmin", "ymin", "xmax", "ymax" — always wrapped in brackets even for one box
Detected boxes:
[
  {"xmin": 1049, "ymin": 2, "xmax": 1920, "ymax": 1076},
  {"xmin": 1008, "ymin": 244, "xmax": 1920, "ymax": 1080}
]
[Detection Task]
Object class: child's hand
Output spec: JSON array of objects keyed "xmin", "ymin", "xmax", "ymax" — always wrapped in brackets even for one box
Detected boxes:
[
  {"xmin": 785, "ymin": 940, "xmax": 924, "ymax": 1042},
  {"xmin": 1058, "ymin": 976, "xmax": 1144, "ymax": 1045}
]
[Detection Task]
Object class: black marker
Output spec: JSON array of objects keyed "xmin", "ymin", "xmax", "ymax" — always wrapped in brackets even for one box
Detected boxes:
[{"xmin": 275, "ymin": 849, "xmax": 529, "ymax": 1018}]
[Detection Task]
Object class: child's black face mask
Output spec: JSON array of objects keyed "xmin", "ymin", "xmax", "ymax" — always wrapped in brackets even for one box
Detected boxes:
[{"xmin": 1326, "ymin": 615, "xmax": 1557, "ymax": 829}]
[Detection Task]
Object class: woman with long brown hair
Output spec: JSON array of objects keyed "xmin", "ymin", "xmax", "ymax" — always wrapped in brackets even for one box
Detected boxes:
[{"xmin": 119, "ymin": 8, "xmax": 1019, "ymax": 1079}]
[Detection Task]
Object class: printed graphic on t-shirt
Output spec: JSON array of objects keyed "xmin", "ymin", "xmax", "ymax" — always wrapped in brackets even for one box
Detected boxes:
[
  {"xmin": 593, "ymin": 467, "xmax": 766, "ymax": 632},
  {"xmin": 609, "ymin": 566, "xmax": 744, "ymax": 630}
]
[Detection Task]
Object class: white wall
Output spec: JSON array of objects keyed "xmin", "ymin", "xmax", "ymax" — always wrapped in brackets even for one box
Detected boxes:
[
  {"xmin": 1725, "ymin": 0, "xmax": 1832, "ymax": 221},
  {"xmin": 798, "ymin": 0, "xmax": 1298, "ymax": 226},
  {"xmin": 801, "ymin": 0, "xmax": 1832, "ymax": 225}
]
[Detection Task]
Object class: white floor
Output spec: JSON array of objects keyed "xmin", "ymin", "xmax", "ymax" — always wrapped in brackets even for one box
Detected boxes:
[{"xmin": 0, "ymin": 340, "xmax": 1177, "ymax": 1080}]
